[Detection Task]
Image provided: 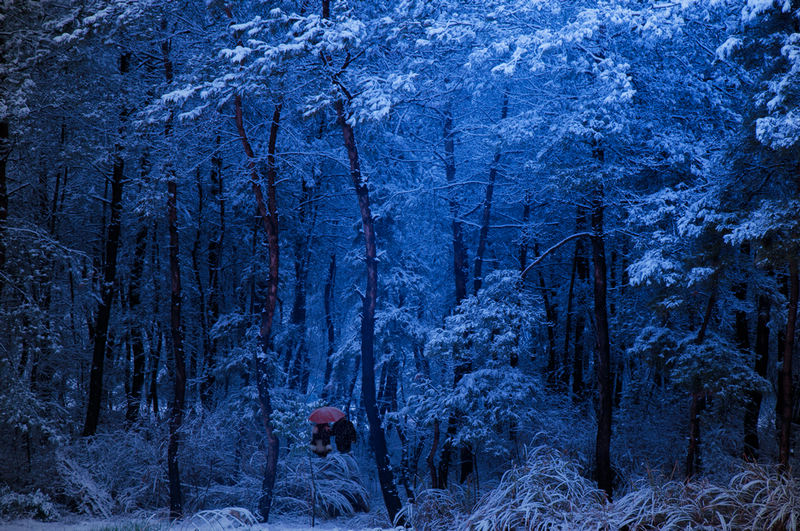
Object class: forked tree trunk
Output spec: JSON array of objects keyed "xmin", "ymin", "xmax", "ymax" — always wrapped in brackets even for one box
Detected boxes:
[
  {"xmin": 590, "ymin": 182, "xmax": 612, "ymax": 497},
  {"xmin": 223, "ymin": 2, "xmax": 282, "ymax": 518}
]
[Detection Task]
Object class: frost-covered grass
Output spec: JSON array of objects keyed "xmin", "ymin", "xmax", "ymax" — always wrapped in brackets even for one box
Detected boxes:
[{"xmin": 405, "ymin": 445, "xmax": 800, "ymax": 531}]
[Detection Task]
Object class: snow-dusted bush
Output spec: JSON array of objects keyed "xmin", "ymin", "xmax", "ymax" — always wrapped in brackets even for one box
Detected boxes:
[
  {"xmin": 396, "ymin": 486, "xmax": 470, "ymax": 530},
  {"xmin": 56, "ymin": 429, "xmax": 165, "ymax": 517},
  {"xmin": 460, "ymin": 445, "xmax": 800, "ymax": 531},
  {"xmin": 464, "ymin": 446, "xmax": 606, "ymax": 530},
  {"xmin": 275, "ymin": 453, "xmax": 369, "ymax": 518},
  {"xmin": 175, "ymin": 507, "xmax": 258, "ymax": 530},
  {"xmin": 0, "ymin": 486, "xmax": 59, "ymax": 521}
]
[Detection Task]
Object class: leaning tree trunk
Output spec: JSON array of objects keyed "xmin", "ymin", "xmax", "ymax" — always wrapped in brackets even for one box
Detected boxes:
[
  {"xmin": 82, "ymin": 141, "xmax": 124, "ymax": 436},
  {"xmin": 472, "ymin": 91, "xmax": 508, "ymax": 295},
  {"xmin": 335, "ymin": 97, "xmax": 403, "ymax": 523},
  {"xmin": 83, "ymin": 53, "xmax": 128, "ymax": 437},
  {"xmin": 779, "ymin": 258, "xmax": 798, "ymax": 470},
  {"xmin": 590, "ymin": 182, "xmax": 612, "ymax": 497}
]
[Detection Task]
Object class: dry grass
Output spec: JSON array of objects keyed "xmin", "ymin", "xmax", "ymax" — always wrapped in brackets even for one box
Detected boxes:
[{"xmin": 408, "ymin": 446, "xmax": 800, "ymax": 531}]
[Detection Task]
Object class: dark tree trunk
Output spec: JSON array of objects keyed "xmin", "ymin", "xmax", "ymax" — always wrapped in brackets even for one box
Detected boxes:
[
  {"xmin": 234, "ymin": 95, "xmax": 282, "ymax": 521},
  {"xmin": 334, "ymin": 97, "xmax": 403, "ymax": 523},
  {"xmin": 573, "ymin": 208, "xmax": 590, "ymax": 399},
  {"xmin": 532, "ymin": 242, "xmax": 558, "ymax": 381},
  {"xmin": 288, "ymin": 178, "xmax": 311, "ymax": 392},
  {"xmin": 563, "ymin": 246, "xmax": 579, "ymax": 390},
  {"xmin": 744, "ymin": 293, "xmax": 770, "ymax": 460},
  {"xmin": 191, "ymin": 168, "xmax": 209, "ymax": 398},
  {"xmin": 125, "ymin": 222, "xmax": 148, "ymax": 426},
  {"xmin": 202, "ymin": 139, "xmax": 223, "ymax": 407},
  {"xmin": 590, "ymin": 183, "xmax": 612, "ymax": 497},
  {"xmin": 160, "ymin": 27, "xmax": 186, "ymax": 519},
  {"xmin": 444, "ymin": 109, "xmax": 467, "ymax": 304},
  {"xmin": 82, "ymin": 149, "xmax": 124, "ymax": 437},
  {"xmin": 472, "ymin": 92, "xmax": 508, "ymax": 295},
  {"xmin": 779, "ymin": 259, "xmax": 798, "ymax": 470},
  {"xmin": 427, "ymin": 419, "xmax": 441, "ymax": 489},
  {"xmin": 167, "ymin": 176, "xmax": 186, "ymax": 519},
  {"xmin": 321, "ymin": 253, "xmax": 336, "ymax": 401},
  {"xmin": 0, "ymin": 120, "xmax": 9, "ymax": 298},
  {"xmin": 223, "ymin": 2, "xmax": 282, "ymax": 517},
  {"xmin": 686, "ymin": 270, "xmax": 718, "ymax": 478}
]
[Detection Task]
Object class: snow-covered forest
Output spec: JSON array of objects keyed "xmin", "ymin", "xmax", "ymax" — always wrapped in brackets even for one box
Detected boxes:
[{"xmin": 3, "ymin": 0, "xmax": 800, "ymax": 529}]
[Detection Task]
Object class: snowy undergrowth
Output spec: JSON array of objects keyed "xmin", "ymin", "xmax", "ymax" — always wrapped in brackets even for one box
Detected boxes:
[{"xmin": 405, "ymin": 445, "xmax": 800, "ymax": 531}]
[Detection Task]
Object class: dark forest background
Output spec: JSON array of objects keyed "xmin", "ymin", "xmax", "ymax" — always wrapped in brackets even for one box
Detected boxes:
[{"xmin": 2, "ymin": 0, "xmax": 800, "ymax": 528}]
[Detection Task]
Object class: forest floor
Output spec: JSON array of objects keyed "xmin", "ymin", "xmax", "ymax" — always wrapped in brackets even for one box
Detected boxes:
[{"xmin": 1, "ymin": 514, "xmax": 396, "ymax": 530}]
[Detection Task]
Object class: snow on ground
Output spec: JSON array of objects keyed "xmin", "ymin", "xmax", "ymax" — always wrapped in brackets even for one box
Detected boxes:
[{"xmin": 1, "ymin": 514, "xmax": 398, "ymax": 530}]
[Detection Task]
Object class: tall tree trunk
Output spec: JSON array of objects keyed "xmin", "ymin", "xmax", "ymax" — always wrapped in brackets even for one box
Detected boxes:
[
  {"xmin": 334, "ymin": 97, "xmax": 403, "ymax": 522},
  {"xmin": 686, "ymin": 270, "xmax": 718, "ymax": 478},
  {"xmin": 166, "ymin": 176, "xmax": 186, "ymax": 519},
  {"xmin": 160, "ymin": 26, "xmax": 186, "ymax": 518},
  {"xmin": 562, "ymin": 246, "xmax": 579, "ymax": 390},
  {"xmin": 590, "ymin": 182, "xmax": 612, "ymax": 497},
  {"xmin": 472, "ymin": 91, "xmax": 508, "ymax": 294},
  {"xmin": 191, "ymin": 167, "xmax": 209, "ymax": 399},
  {"xmin": 779, "ymin": 258, "xmax": 798, "ymax": 470},
  {"xmin": 288, "ymin": 178, "xmax": 311, "ymax": 392},
  {"xmin": 573, "ymin": 207, "xmax": 590, "ymax": 399},
  {"xmin": 444, "ymin": 108, "xmax": 467, "ymax": 304},
  {"xmin": 83, "ymin": 53, "xmax": 128, "ymax": 437},
  {"xmin": 321, "ymin": 253, "xmax": 336, "ymax": 401},
  {"xmin": 234, "ymin": 97, "xmax": 282, "ymax": 521},
  {"xmin": 82, "ymin": 144, "xmax": 124, "ymax": 436},
  {"xmin": 744, "ymin": 293, "xmax": 770, "ymax": 460},
  {"xmin": 0, "ymin": 120, "xmax": 9, "ymax": 298},
  {"xmin": 202, "ymin": 138, "xmax": 223, "ymax": 407},
  {"xmin": 125, "ymin": 221, "xmax": 148, "ymax": 426},
  {"xmin": 224, "ymin": 2, "xmax": 282, "ymax": 518}
]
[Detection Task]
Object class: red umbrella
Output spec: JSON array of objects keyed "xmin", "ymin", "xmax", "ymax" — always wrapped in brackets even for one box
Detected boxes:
[{"xmin": 308, "ymin": 406, "xmax": 345, "ymax": 424}]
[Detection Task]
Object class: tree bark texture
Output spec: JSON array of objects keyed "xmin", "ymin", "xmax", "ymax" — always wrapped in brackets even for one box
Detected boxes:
[
  {"xmin": 0, "ymin": 120, "xmax": 9, "ymax": 298},
  {"xmin": 322, "ymin": 253, "xmax": 336, "ymax": 401},
  {"xmin": 590, "ymin": 183, "xmax": 612, "ymax": 497},
  {"xmin": 472, "ymin": 92, "xmax": 508, "ymax": 295},
  {"xmin": 167, "ymin": 176, "xmax": 186, "ymax": 519},
  {"xmin": 334, "ymin": 98, "xmax": 403, "ymax": 523},
  {"xmin": 744, "ymin": 293, "xmax": 770, "ymax": 460},
  {"xmin": 82, "ymin": 149, "xmax": 124, "ymax": 437},
  {"xmin": 779, "ymin": 259, "xmax": 798, "ymax": 470}
]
